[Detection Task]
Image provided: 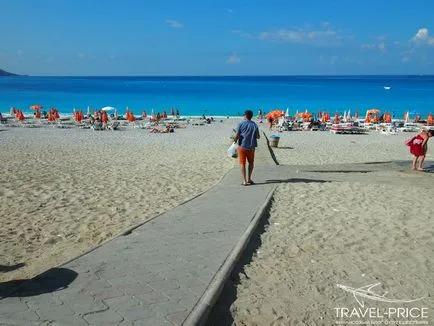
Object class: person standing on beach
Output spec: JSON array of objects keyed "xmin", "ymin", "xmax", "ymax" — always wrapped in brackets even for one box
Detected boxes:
[
  {"xmin": 406, "ymin": 129, "xmax": 434, "ymax": 171},
  {"xmin": 233, "ymin": 110, "xmax": 260, "ymax": 186}
]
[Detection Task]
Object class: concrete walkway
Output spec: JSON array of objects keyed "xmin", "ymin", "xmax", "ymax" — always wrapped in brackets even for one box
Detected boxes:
[{"xmin": 0, "ymin": 136, "xmax": 280, "ymax": 326}]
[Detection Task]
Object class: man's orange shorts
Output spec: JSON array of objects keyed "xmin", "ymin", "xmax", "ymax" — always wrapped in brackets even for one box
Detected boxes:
[{"xmin": 238, "ymin": 146, "xmax": 255, "ymax": 165}]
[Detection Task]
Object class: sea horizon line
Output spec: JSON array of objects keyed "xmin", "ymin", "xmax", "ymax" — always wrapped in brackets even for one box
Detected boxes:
[{"xmin": 3, "ymin": 74, "xmax": 434, "ymax": 78}]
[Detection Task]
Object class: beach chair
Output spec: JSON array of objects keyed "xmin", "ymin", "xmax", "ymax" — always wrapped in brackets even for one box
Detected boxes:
[
  {"xmin": 107, "ymin": 121, "xmax": 120, "ymax": 130},
  {"xmin": 272, "ymin": 117, "xmax": 285, "ymax": 131}
]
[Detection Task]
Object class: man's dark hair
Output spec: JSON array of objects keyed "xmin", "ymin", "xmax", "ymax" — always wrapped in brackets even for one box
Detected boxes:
[{"xmin": 244, "ymin": 110, "xmax": 253, "ymax": 120}]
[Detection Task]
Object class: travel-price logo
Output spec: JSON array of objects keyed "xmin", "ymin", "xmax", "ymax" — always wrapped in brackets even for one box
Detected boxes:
[{"xmin": 334, "ymin": 283, "xmax": 429, "ymax": 325}]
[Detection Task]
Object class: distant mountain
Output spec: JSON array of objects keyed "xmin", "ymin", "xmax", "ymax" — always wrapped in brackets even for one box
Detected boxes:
[{"xmin": 0, "ymin": 69, "xmax": 19, "ymax": 76}]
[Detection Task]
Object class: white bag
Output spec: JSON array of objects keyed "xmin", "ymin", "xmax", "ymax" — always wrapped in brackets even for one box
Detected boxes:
[{"xmin": 227, "ymin": 143, "xmax": 238, "ymax": 158}]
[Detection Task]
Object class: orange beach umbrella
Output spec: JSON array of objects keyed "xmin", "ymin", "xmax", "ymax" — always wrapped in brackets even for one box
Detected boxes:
[
  {"xmin": 30, "ymin": 104, "xmax": 43, "ymax": 110},
  {"xmin": 367, "ymin": 109, "xmax": 380, "ymax": 114},
  {"xmin": 267, "ymin": 110, "xmax": 285, "ymax": 119}
]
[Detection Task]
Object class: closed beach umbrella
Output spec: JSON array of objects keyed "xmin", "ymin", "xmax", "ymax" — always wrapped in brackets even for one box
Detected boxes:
[
  {"xmin": 384, "ymin": 112, "xmax": 392, "ymax": 123},
  {"xmin": 52, "ymin": 108, "xmax": 60, "ymax": 119},
  {"xmin": 101, "ymin": 110, "xmax": 108, "ymax": 123},
  {"xmin": 16, "ymin": 110, "xmax": 25, "ymax": 121},
  {"xmin": 321, "ymin": 113, "xmax": 327, "ymax": 123},
  {"xmin": 427, "ymin": 113, "xmax": 433, "ymax": 126},
  {"xmin": 127, "ymin": 110, "xmax": 136, "ymax": 122},
  {"xmin": 47, "ymin": 112, "xmax": 55, "ymax": 122},
  {"xmin": 171, "ymin": 108, "xmax": 175, "ymax": 117},
  {"xmin": 75, "ymin": 110, "xmax": 83, "ymax": 122},
  {"xmin": 285, "ymin": 107, "xmax": 289, "ymax": 117},
  {"xmin": 142, "ymin": 110, "xmax": 147, "ymax": 119}
]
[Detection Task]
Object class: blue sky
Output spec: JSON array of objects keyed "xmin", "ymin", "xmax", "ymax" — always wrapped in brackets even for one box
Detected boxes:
[{"xmin": 1, "ymin": 0, "xmax": 434, "ymax": 75}]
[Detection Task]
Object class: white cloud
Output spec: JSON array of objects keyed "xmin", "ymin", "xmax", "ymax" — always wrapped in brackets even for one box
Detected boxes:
[
  {"xmin": 378, "ymin": 42, "xmax": 386, "ymax": 53},
  {"xmin": 233, "ymin": 24, "xmax": 346, "ymax": 46},
  {"xmin": 165, "ymin": 20, "xmax": 183, "ymax": 28},
  {"xmin": 411, "ymin": 28, "xmax": 434, "ymax": 45},
  {"xmin": 232, "ymin": 30, "xmax": 255, "ymax": 39},
  {"xmin": 361, "ymin": 42, "xmax": 386, "ymax": 53},
  {"xmin": 227, "ymin": 52, "xmax": 240, "ymax": 64}
]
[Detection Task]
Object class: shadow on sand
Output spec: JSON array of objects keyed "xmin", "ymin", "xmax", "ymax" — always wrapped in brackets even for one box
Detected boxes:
[
  {"xmin": 0, "ymin": 268, "xmax": 78, "ymax": 299},
  {"xmin": 248, "ymin": 178, "xmax": 333, "ymax": 186},
  {"xmin": 273, "ymin": 146, "xmax": 294, "ymax": 149},
  {"xmin": 0, "ymin": 263, "xmax": 25, "ymax": 273},
  {"xmin": 206, "ymin": 196, "xmax": 273, "ymax": 326},
  {"xmin": 305, "ymin": 170, "xmax": 373, "ymax": 173}
]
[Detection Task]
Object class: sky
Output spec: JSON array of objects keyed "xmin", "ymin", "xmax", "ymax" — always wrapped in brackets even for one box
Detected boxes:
[{"xmin": 1, "ymin": 0, "xmax": 434, "ymax": 76}]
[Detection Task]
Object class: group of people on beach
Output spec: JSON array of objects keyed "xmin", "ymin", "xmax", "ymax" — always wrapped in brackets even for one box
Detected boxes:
[{"xmin": 231, "ymin": 110, "xmax": 434, "ymax": 186}]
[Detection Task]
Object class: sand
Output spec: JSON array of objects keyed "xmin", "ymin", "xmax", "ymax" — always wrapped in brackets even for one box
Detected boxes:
[
  {"xmin": 226, "ymin": 180, "xmax": 433, "ymax": 325},
  {"xmin": 213, "ymin": 130, "xmax": 434, "ymax": 325},
  {"xmin": 266, "ymin": 129, "xmax": 416, "ymax": 165},
  {"xmin": 0, "ymin": 120, "xmax": 237, "ymax": 282}
]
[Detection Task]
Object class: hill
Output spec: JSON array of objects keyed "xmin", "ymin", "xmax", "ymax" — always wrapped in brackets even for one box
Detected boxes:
[{"xmin": 0, "ymin": 69, "xmax": 19, "ymax": 76}]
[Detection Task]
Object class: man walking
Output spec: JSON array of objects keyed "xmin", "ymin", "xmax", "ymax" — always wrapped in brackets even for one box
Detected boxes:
[{"xmin": 233, "ymin": 110, "xmax": 260, "ymax": 186}]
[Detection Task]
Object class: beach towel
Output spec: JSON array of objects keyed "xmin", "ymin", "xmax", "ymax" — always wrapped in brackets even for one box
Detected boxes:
[{"xmin": 405, "ymin": 136, "xmax": 416, "ymax": 146}]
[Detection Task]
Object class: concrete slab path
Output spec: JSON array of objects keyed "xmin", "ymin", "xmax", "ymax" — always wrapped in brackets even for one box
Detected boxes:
[{"xmin": 0, "ymin": 135, "xmax": 279, "ymax": 326}]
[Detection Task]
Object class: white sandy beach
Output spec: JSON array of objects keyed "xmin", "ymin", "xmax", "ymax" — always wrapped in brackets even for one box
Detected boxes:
[
  {"xmin": 267, "ymin": 129, "xmax": 418, "ymax": 165},
  {"xmin": 223, "ymin": 130, "xmax": 434, "ymax": 325},
  {"xmin": 0, "ymin": 120, "xmax": 237, "ymax": 282},
  {"xmin": 228, "ymin": 180, "xmax": 433, "ymax": 325},
  {"xmin": 1, "ymin": 120, "xmax": 433, "ymax": 325}
]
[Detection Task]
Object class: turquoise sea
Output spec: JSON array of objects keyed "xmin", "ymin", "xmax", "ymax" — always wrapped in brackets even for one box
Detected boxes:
[{"xmin": 1, "ymin": 76, "xmax": 433, "ymax": 118}]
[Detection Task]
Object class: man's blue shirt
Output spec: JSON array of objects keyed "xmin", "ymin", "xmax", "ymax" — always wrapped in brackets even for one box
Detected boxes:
[{"xmin": 236, "ymin": 120, "xmax": 259, "ymax": 150}]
